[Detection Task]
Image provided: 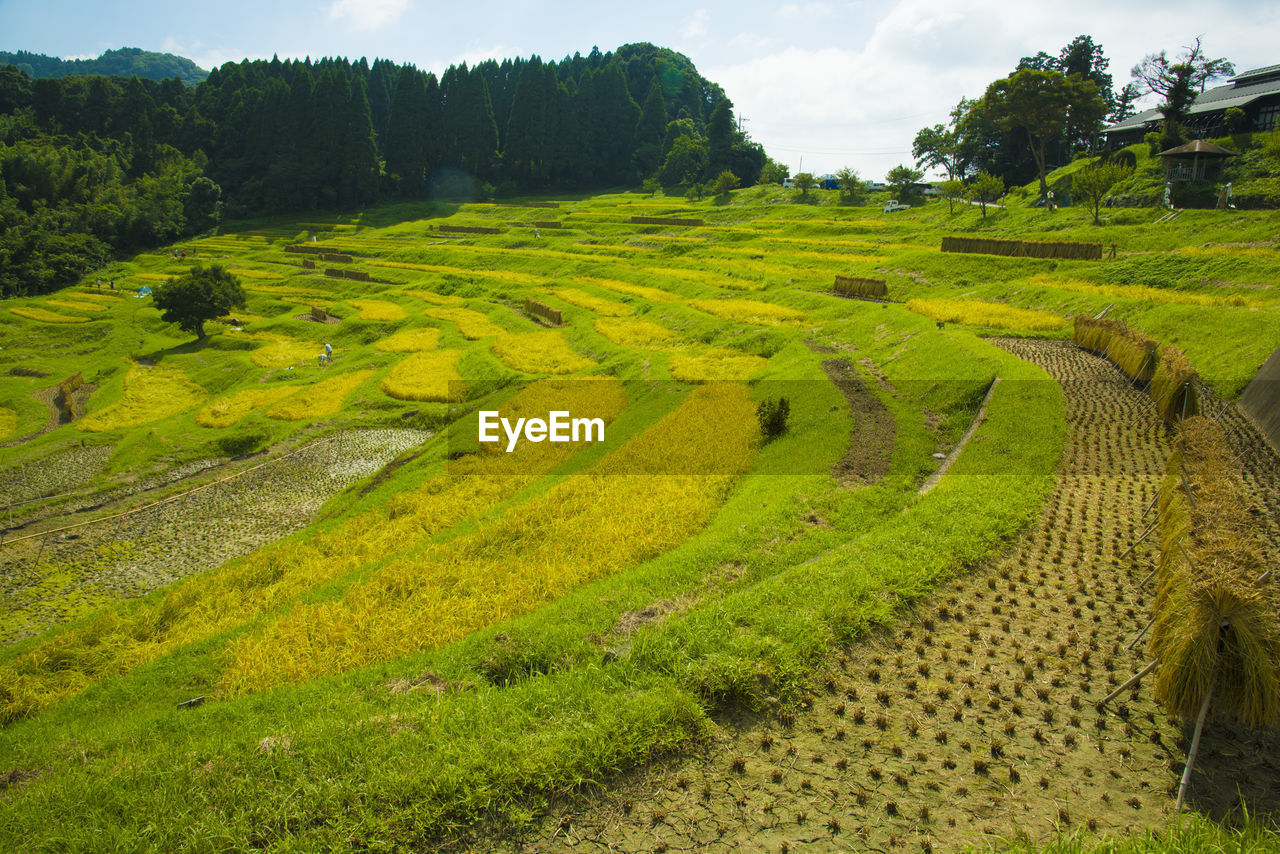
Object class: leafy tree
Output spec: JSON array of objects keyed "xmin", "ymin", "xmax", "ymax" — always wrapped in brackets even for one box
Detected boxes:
[
  {"xmin": 1131, "ymin": 38, "xmax": 1234, "ymax": 133},
  {"xmin": 758, "ymin": 158, "xmax": 789, "ymax": 185},
  {"xmin": 1224, "ymin": 106, "xmax": 1248, "ymax": 134},
  {"xmin": 153, "ymin": 264, "xmax": 246, "ymax": 341},
  {"xmin": 1073, "ymin": 161, "xmax": 1130, "ymax": 225},
  {"xmin": 913, "ymin": 124, "xmax": 964, "ymax": 179},
  {"xmin": 792, "ymin": 172, "xmax": 815, "ymax": 197},
  {"xmin": 835, "ymin": 167, "xmax": 864, "ymax": 204},
  {"xmin": 886, "ymin": 164, "xmax": 924, "ymax": 200},
  {"xmin": 936, "ymin": 178, "xmax": 965, "ymax": 214},
  {"xmin": 711, "ymin": 169, "xmax": 738, "ymax": 198},
  {"xmin": 983, "ymin": 68, "xmax": 1105, "ymax": 196},
  {"xmin": 182, "ymin": 176, "xmax": 222, "ymax": 231},
  {"xmin": 659, "ymin": 134, "xmax": 707, "ymax": 187},
  {"xmin": 966, "ymin": 170, "xmax": 1004, "ymax": 218}
]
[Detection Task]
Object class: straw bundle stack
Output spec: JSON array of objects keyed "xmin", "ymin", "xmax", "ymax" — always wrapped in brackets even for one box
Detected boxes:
[
  {"xmin": 1150, "ymin": 345, "xmax": 1200, "ymax": 423},
  {"xmin": 833, "ymin": 275, "xmax": 888, "ymax": 299},
  {"xmin": 1150, "ymin": 416, "xmax": 1279, "ymax": 727}
]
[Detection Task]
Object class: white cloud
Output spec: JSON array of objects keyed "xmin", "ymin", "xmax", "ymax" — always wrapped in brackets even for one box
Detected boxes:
[
  {"xmin": 682, "ymin": 9, "xmax": 710, "ymax": 39},
  {"xmin": 328, "ymin": 0, "xmax": 410, "ymax": 33},
  {"xmin": 707, "ymin": 0, "xmax": 1280, "ymax": 181}
]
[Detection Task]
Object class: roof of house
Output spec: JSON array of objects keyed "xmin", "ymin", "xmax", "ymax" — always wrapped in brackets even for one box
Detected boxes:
[
  {"xmin": 1104, "ymin": 63, "xmax": 1280, "ymax": 134},
  {"xmin": 1156, "ymin": 139, "xmax": 1240, "ymax": 157}
]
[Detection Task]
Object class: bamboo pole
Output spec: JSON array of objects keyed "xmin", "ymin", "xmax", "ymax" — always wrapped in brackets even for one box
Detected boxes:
[
  {"xmin": 1119, "ymin": 518, "xmax": 1158, "ymax": 560},
  {"xmin": 1127, "ymin": 616, "xmax": 1156, "ymax": 650},
  {"xmin": 1102, "ymin": 659, "xmax": 1158, "ymax": 706},
  {"xmin": 1175, "ymin": 676, "xmax": 1215, "ymax": 811}
]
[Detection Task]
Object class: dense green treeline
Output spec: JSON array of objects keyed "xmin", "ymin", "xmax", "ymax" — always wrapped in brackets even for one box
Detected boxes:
[
  {"xmin": 1, "ymin": 42, "xmax": 763, "ymax": 213},
  {"xmin": 0, "ymin": 106, "xmax": 220, "ymax": 297},
  {"xmin": 0, "ymin": 42, "xmax": 765, "ymax": 296}
]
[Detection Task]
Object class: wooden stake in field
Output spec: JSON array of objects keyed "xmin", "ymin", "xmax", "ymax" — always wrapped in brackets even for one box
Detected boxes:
[{"xmin": 1175, "ymin": 656, "xmax": 1216, "ymax": 811}]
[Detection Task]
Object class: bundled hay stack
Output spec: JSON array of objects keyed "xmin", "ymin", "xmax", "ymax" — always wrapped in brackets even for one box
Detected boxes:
[
  {"xmin": 833, "ymin": 275, "xmax": 888, "ymax": 300},
  {"xmin": 1072, "ymin": 316, "xmax": 1131, "ymax": 359},
  {"xmin": 1150, "ymin": 345, "xmax": 1200, "ymax": 424},
  {"xmin": 1106, "ymin": 328, "xmax": 1159, "ymax": 384},
  {"xmin": 1150, "ymin": 416, "xmax": 1279, "ymax": 729},
  {"xmin": 1074, "ymin": 317, "xmax": 1199, "ymax": 422}
]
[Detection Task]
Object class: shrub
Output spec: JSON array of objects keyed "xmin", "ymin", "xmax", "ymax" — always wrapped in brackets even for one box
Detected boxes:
[
  {"xmin": 757, "ymin": 396, "xmax": 789, "ymax": 439},
  {"xmin": 712, "ymin": 169, "xmax": 740, "ymax": 198},
  {"xmin": 1145, "ymin": 132, "xmax": 1163, "ymax": 157},
  {"xmin": 216, "ymin": 431, "xmax": 269, "ymax": 457}
]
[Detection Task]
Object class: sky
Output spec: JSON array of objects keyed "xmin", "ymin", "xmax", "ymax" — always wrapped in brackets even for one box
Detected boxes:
[{"xmin": 2, "ymin": 0, "xmax": 1276, "ymax": 181}]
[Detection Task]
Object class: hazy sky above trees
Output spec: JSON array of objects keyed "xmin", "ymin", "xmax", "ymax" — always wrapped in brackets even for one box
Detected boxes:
[{"xmin": 2, "ymin": 0, "xmax": 1274, "ymax": 179}]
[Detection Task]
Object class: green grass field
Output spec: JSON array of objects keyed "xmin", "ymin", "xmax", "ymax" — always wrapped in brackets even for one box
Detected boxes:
[{"xmin": 1, "ymin": 182, "xmax": 1278, "ymax": 851}]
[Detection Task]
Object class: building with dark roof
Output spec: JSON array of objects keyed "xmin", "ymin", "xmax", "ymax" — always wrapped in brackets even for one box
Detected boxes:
[{"xmin": 1103, "ymin": 64, "xmax": 1280, "ymax": 147}]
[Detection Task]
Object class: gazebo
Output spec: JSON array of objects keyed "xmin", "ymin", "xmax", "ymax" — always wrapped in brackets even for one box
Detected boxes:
[{"xmin": 1156, "ymin": 139, "xmax": 1240, "ymax": 181}]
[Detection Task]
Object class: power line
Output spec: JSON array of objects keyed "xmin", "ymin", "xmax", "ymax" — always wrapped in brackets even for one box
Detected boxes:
[{"xmin": 763, "ymin": 144, "xmax": 912, "ymax": 155}]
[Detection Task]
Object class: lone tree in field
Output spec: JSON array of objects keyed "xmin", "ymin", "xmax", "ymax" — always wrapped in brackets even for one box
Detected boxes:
[
  {"xmin": 936, "ymin": 178, "xmax": 965, "ymax": 214},
  {"xmin": 792, "ymin": 172, "xmax": 816, "ymax": 197},
  {"xmin": 1073, "ymin": 161, "xmax": 1131, "ymax": 225},
  {"xmin": 835, "ymin": 166, "xmax": 865, "ymax": 204},
  {"xmin": 886, "ymin": 164, "xmax": 924, "ymax": 201},
  {"xmin": 983, "ymin": 68, "xmax": 1106, "ymax": 197},
  {"xmin": 966, "ymin": 170, "xmax": 1005, "ymax": 219},
  {"xmin": 153, "ymin": 264, "xmax": 246, "ymax": 341}
]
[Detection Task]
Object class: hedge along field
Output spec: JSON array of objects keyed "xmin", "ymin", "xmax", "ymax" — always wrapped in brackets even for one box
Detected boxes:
[{"xmin": 1, "ymin": 185, "xmax": 1279, "ymax": 850}]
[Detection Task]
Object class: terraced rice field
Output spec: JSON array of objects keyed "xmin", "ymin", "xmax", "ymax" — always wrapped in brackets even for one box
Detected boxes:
[
  {"xmin": 499, "ymin": 340, "xmax": 1280, "ymax": 852},
  {"xmin": 0, "ymin": 429, "xmax": 428, "ymax": 644},
  {"xmin": 2, "ymin": 188, "xmax": 1280, "ymax": 851}
]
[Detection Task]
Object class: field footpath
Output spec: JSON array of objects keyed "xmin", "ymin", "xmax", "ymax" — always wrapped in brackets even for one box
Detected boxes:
[{"xmin": 493, "ymin": 340, "xmax": 1280, "ymax": 854}]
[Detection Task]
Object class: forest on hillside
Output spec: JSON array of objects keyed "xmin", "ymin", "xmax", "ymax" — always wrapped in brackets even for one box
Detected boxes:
[
  {"xmin": 0, "ymin": 47, "xmax": 210, "ymax": 86},
  {"xmin": 0, "ymin": 43, "xmax": 766, "ymax": 297}
]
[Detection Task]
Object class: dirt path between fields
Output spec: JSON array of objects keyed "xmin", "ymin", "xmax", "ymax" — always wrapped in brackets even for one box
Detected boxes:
[
  {"xmin": 487, "ymin": 339, "xmax": 1280, "ymax": 853},
  {"xmin": 821, "ymin": 358, "xmax": 894, "ymax": 487}
]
